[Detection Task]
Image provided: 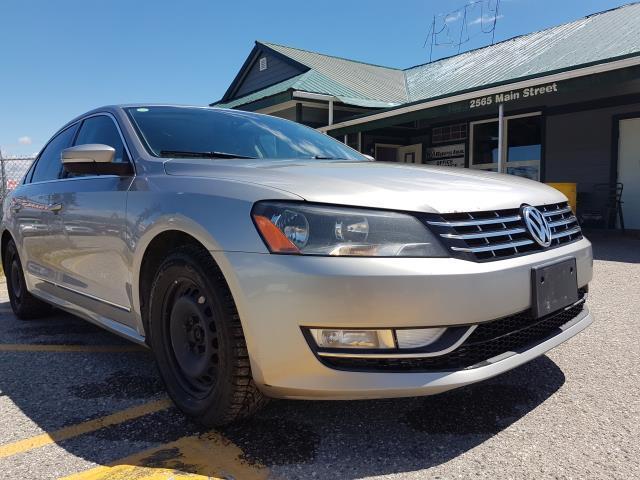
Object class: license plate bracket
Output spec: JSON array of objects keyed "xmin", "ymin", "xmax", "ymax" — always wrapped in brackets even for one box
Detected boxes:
[{"xmin": 531, "ymin": 257, "xmax": 578, "ymax": 318}]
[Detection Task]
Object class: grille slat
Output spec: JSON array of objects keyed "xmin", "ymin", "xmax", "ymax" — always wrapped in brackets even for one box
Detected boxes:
[
  {"xmin": 543, "ymin": 206, "xmax": 572, "ymax": 216},
  {"xmin": 451, "ymin": 238, "xmax": 534, "ymax": 253},
  {"xmin": 548, "ymin": 216, "xmax": 578, "ymax": 228},
  {"xmin": 441, "ymin": 227, "xmax": 526, "ymax": 240},
  {"xmin": 427, "ymin": 215, "xmax": 521, "ymax": 227},
  {"xmin": 551, "ymin": 226, "xmax": 581, "ymax": 239},
  {"xmin": 426, "ymin": 202, "xmax": 582, "ymax": 262}
]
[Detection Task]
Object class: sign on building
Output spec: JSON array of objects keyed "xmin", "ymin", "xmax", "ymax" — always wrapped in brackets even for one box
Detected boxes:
[{"xmin": 425, "ymin": 143, "xmax": 465, "ymax": 167}]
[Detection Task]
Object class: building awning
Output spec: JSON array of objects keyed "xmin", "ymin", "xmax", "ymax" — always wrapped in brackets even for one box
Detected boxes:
[{"xmin": 320, "ymin": 54, "xmax": 640, "ymax": 135}]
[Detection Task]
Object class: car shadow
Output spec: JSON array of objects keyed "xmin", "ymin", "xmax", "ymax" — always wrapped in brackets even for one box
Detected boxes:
[
  {"xmin": 0, "ymin": 303, "xmax": 565, "ymax": 478},
  {"xmin": 220, "ymin": 356, "xmax": 565, "ymax": 476}
]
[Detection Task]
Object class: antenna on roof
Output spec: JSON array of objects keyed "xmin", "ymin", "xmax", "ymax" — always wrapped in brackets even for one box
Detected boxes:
[{"xmin": 424, "ymin": 0, "xmax": 501, "ymax": 62}]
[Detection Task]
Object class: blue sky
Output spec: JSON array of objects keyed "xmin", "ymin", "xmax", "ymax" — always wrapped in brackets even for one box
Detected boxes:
[{"xmin": 0, "ymin": 0, "xmax": 633, "ymax": 157}]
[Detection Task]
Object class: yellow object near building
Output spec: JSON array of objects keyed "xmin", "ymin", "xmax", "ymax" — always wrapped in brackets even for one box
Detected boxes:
[{"xmin": 546, "ymin": 182, "xmax": 577, "ymax": 212}]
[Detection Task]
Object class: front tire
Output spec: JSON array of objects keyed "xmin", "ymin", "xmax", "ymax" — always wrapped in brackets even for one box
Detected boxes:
[
  {"xmin": 3, "ymin": 239, "xmax": 52, "ymax": 320},
  {"xmin": 148, "ymin": 244, "xmax": 267, "ymax": 426}
]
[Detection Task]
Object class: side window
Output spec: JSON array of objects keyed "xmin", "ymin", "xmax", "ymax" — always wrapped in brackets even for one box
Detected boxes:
[
  {"xmin": 74, "ymin": 116, "xmax": 128, "ymax": 163},
  {"xmin": 30, "ymin": 124, "xmax": 78, "ymax": 183}
]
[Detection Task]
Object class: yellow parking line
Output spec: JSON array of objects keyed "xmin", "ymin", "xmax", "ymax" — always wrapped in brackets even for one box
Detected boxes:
[
  {"xmin": 0, "ymin": 398, "xmax": 172, "ymax": 459},
  {"xmin": 0, "ymin": 344, "xmax": 144, "ymax": 353},
  {"xmin": 59, "ymin": 432, "xmax": 269, "ymax": 480}
]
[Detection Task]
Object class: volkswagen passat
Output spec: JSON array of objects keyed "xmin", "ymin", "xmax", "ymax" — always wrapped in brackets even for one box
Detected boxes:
[{"xmin": 1, "ymin": 105, "xmax": 593, "ymax": 425}]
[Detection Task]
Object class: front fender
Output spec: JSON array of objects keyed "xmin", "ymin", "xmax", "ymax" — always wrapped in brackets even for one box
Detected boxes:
[{"xmin": 126, "ymin": 174, "xmax": 302, "ymax": 333}]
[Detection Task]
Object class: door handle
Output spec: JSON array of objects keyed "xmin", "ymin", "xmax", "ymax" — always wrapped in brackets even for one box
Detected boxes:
[{"xmin": 49, "ymin": 203, "xmax": 63, "ymax": 213}]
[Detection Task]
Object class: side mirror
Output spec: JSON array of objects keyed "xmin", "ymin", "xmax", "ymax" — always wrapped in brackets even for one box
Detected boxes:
[{"xmin": 62, "ymin": 144, "xmax": 133, "ymax": 176}]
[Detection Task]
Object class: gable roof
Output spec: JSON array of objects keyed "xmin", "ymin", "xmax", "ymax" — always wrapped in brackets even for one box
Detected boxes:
[
  {"xmin": 212, "ymin": 2, "xmax": 640, "ymax": 110},
  {"xmin": 213, "ymin": 41, "xmax": 407, "ymax": 109},
  {"xmin": 260, "ymin": 42, "xmax": 408, "ymax": 104}
]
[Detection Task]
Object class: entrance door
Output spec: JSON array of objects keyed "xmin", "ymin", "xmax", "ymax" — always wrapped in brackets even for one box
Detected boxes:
[
  {"xmin": 470, "ymin": 112, "xmax": 542, "ymax": 180},
  {"xmin": 618, "ymin": 117, "xmax": 640, "ymax": 229},
  {"xmin": 398, "ymin": 144, "xmax": 423, "ymax": 164}
]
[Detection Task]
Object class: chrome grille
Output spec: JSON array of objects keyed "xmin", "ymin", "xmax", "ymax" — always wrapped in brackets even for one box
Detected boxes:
[{"xmin": 426, "ymin": 202, "xmax": 582, "ymax": 261}]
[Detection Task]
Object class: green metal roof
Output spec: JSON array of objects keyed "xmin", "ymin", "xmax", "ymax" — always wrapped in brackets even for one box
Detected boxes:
[
  {"xmin": 214, "ymin": 3, "xmax": 640, "ymax": 110},
  {"xmin": 404, "ymin": 2, "xmax": 640, "ymax": 102},
  {"xmin": 260, "ymin": 42, "xmax": 407, "ymax": 104},
  {"xmin": 214, "ymin": 69, "xmax": 400, "ymax": 109}
]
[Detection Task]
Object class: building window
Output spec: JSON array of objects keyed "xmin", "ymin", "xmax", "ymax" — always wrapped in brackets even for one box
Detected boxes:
[
  {"xmin": 505, "ymin": 115, "xmax": 542, "ymax": 180},
  {"xmin": 259, "ymin": 57, "xmax": 268, "ymax": 71},
  {"xmin": 470, "ymin": 112, "xmax": 542, "ymax": 181},
  {"xmin": 471, "ymin": 121, "xmax": 499, "ymax": 169},
  {"xmin": 432, "ymin": 123, "xmax": 467, "ymax": 144}
]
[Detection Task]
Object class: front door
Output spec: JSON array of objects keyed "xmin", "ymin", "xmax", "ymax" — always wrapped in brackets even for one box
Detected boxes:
[
  {"xmin": 50, "ymin": 114, "xmax": 135, "ymax": 324},
  {"xmin": 618, "ymin": 117, "xmax": 640, "ymax": 229}
]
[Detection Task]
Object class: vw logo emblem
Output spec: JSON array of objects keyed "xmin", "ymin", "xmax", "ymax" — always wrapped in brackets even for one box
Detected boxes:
[{"xmin": 521, "ymin": 205, "xmax": 552, "ymax": 247}]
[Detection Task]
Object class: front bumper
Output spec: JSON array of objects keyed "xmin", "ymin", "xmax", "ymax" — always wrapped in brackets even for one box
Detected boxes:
[{"xmin": 213, "ymin": 237, "xmax": 593, "ymax": 399}]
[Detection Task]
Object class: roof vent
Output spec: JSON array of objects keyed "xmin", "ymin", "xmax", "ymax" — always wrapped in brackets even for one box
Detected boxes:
[{"xmin": 259, "ymin": 57, "xmax": 268, "ymax": 71}]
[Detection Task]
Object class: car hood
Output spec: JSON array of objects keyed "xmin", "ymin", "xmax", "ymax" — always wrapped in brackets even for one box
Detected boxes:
[{"xmin": 163, "ymin": 158, "xmax": 565, "ymax": 213}]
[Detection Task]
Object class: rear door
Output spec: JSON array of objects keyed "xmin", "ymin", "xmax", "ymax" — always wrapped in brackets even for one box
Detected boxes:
[
  {"xmin": 49, "ymin": 114, "xmax": 136, "ymax": 325},
  {"xmin": 11, "ymin": 124, "xmax": 78, "ymax": 300}
]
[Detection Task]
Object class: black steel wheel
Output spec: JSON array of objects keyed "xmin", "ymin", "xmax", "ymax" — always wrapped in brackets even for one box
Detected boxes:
[
  {"xmin": 165, "ymin": 277, "xmax": 219, "ymax": 399},
  {"xmin": 148, "ymin": 244, "xmax": 267, "ymax": 426},
  {"xmin": 3, "ymin": 239, "xmax": 52, "ymax": 320}
]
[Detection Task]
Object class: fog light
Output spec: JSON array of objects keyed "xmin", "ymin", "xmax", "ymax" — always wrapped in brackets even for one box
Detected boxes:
[
  {"xmin": 396, "ymin": 328, "xmax": 446, "ymax": 349},
  {"xmin": 310, "ymin": 329, "xmax": 395, "ymax": 349}
]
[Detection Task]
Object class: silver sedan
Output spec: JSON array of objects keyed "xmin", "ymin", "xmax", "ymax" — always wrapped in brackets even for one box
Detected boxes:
[{"xmin": 0, "ymin": 105, "xmax": 593, "ymax": 425}]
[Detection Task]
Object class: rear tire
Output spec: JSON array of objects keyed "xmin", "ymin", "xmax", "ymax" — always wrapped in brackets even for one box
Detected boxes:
[
  {"xmin": 3, "ymin": 239, "xmax": 52, "ymax": 320},
  {"xmin": 148, "ymin": 244, "xmax": 268, "ymax": 426}
]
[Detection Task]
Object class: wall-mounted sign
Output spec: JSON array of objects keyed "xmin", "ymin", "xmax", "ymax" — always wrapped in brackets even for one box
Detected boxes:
[
  {"xmin": 469, "ymin": 82, "xmax": 559, "ymax": 109},
  {"xmin": 425, "ymin": 143, "xmax": 465, "ymax": 167}
]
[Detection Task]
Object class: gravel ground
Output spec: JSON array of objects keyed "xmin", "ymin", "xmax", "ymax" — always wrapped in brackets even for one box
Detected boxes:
[{"xmin": 0, "ymin": 233, "xmax": 638, "ymax": 479}]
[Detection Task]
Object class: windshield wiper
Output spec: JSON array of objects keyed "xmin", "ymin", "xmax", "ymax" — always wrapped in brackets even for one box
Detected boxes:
[
  {"xmin": 160, "ymin": 150, "xmax": 256, "ymax": 159},
  {"xmin": 311, "ymin": 155, "xmax": 342, "ymax": 160}
]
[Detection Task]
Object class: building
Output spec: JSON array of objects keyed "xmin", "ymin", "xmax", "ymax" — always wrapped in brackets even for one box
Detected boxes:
[{"xmin": 212, "ymin": 3, "xmax": 640, "ymax": 230}]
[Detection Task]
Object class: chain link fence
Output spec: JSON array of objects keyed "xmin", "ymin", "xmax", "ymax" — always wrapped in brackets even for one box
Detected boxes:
[{"xmin": 0, "ymin": 156, "xmax": 34, "ymax": 204}]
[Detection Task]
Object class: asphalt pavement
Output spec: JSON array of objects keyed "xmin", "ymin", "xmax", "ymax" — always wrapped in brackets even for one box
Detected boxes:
[{"xmin": 0, "ymin": 232, "xmax": 638, "ymax": 479}]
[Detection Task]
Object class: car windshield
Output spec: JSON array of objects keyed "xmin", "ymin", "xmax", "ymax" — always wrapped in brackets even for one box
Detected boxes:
[{"xmin": 126, "ymin": 106, "xmax": 365, "ymax": 161}]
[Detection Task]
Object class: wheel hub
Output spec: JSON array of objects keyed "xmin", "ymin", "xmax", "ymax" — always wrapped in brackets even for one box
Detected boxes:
[{"xmin": 169, "ymin": 294, "xmax": 215, "ymax": 380}]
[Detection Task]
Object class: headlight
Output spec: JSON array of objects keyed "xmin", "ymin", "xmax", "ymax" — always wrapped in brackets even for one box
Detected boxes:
[{"xmin": 252, "ymin": 201, "xmax": 448, "ymax": 257}]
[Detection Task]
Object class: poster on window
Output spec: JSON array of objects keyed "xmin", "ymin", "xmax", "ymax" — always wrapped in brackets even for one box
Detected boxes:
[{"xmin": 425, "ymin": 143, "xmax": 466, "ymax": 167}]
